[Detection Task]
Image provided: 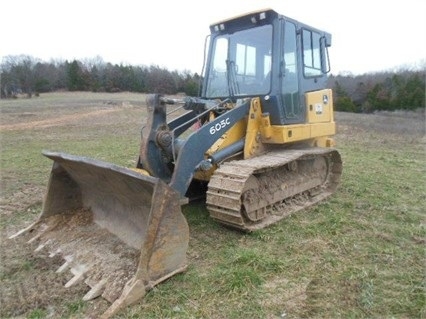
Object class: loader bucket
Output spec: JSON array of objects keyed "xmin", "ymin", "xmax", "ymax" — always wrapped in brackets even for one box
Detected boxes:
[{"xmin": 12, "ymin": 151, "xmax": 189, "ymax": 318}]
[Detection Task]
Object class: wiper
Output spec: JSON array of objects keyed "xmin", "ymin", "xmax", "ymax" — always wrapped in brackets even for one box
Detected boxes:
[{"xmin": 226, "ymin": 60, "xmax": 239, "ymax": 97}]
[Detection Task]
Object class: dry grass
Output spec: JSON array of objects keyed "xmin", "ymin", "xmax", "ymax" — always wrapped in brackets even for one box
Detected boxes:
[{"xmin": 1, "ymin": 92, "xmax": 425, "ymax": 319}]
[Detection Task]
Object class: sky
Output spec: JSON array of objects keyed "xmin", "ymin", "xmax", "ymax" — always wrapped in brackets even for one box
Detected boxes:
[{"xmin": 1, "ymin": 0, "xmax": 425, "ymax": 75}]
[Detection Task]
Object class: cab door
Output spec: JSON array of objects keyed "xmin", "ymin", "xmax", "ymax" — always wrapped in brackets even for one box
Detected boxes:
[{"xmin": 281, "ymin": 20, "xmax": 302, "ymax": 123}]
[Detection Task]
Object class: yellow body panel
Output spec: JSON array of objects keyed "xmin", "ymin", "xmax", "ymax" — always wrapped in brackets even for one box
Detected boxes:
[
  {"xmin": 195, "ymin": 114, "xmax": 247, "ymax": 181},
  {"xmin": 265, "ymin": 122, "xmax": 335, "ymax": 144},
  {"xmin": 244, "ymin": 98, "xmax": 266, "ymax": 158},
  {"xmin": 198, "ymin": 89, "xmax": 336, "ymax": 174},
  {"xmin": 261, "ymin": 89, "xmax": 335, "ymax": 145},
  {"xmin": 206, "ymin": 116, "xmax": 247, "ymax": 155},
  {"xmin": 306, "ymin": 89, "xmax": 334, "ymax": 123}
]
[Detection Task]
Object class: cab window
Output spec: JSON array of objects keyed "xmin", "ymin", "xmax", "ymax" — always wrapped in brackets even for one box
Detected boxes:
[{"xmin": 302, "ymin": 29, "xmax": 322, "ymax": 77}]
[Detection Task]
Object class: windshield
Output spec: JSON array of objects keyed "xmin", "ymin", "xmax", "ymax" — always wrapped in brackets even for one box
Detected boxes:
[{"xmin": 205, "ymin": 24, "xmax": 273, "ymax": 98}]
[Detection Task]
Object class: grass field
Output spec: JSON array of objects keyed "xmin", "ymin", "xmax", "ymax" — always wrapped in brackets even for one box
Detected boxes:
[{"xmin": 1, "ymin": 92, "xmax": 425, "ymax": 318}]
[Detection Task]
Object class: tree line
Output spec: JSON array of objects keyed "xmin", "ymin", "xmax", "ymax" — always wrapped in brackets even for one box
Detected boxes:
[
  {"xmin": 1, "ymin": 55, "xmax": 424, "ymax": 112},
  {"xmin": 329, "ymin": 69, "xmax": 425, "ymax": 112},
  {"xmin": 0, "ymin": 55, "xmax": 201, "ymax": 98}
]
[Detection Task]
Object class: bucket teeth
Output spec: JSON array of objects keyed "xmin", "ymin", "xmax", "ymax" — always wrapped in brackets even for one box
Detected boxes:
[
  {"xmin": 27, "ymin": 232, "xmax": 43, "ymax": 244},
  {"xmin": 56, "ymin": 255, "xmax": 74, "ymax": 273},
  {"xmin": 65, "ymin": 264, "xmax": 90, "ymax": 288},
  {"xmin": 27, "ymin": 221, "xmax": 58, "ymax": 243},
  {"xmin": 9, "ymin": 222, "xmax": 38, "ymax": 240},
  {"xmin": 49, "ymin": 248, "xmax": 62, "ymax": 258},
  {"xmin": 83, "ymin": 278, "xmax": 107, "ymax": 301},
  {"xmin": 34, "ymin": 239, "xmax": 52, "ymax": 252}
]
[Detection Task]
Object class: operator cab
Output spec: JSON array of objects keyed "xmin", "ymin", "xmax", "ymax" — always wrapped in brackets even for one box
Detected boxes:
[{"xmin": 202, "ymin": 9, "xmax": 332, "ymax": 125}]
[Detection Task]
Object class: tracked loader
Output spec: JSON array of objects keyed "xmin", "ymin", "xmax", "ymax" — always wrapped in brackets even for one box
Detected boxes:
[{"xmin": 12, "ymin": 9, "xmax": 342, "ymax": 318}]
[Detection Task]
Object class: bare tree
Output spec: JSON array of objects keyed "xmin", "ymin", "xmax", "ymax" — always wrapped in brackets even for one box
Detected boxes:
[{"xmin": 1, "ymin": 55, "xmax": 39, "ymax": 97}]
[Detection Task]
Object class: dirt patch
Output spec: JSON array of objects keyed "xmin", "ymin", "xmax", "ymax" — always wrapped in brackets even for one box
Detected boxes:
[
  {"xmin": 262, "ymin": 277, "xmax": 309, "ymax": 318},
  {"xmin": 0, "ymin": 108, "xmax": 120, "ymax": 131}
]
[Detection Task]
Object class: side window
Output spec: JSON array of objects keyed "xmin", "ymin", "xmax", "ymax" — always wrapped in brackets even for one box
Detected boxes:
[
  {"xmin": 302, "ymin": 29, "xmax": 322, "ymax": 77},
  {"xmin": 206, "ymin": 37, "xmax": 229, "ymax": 96},
  {"xmin": 212, "ymin": 37, "xmax": 228, "ymax": 72}
]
